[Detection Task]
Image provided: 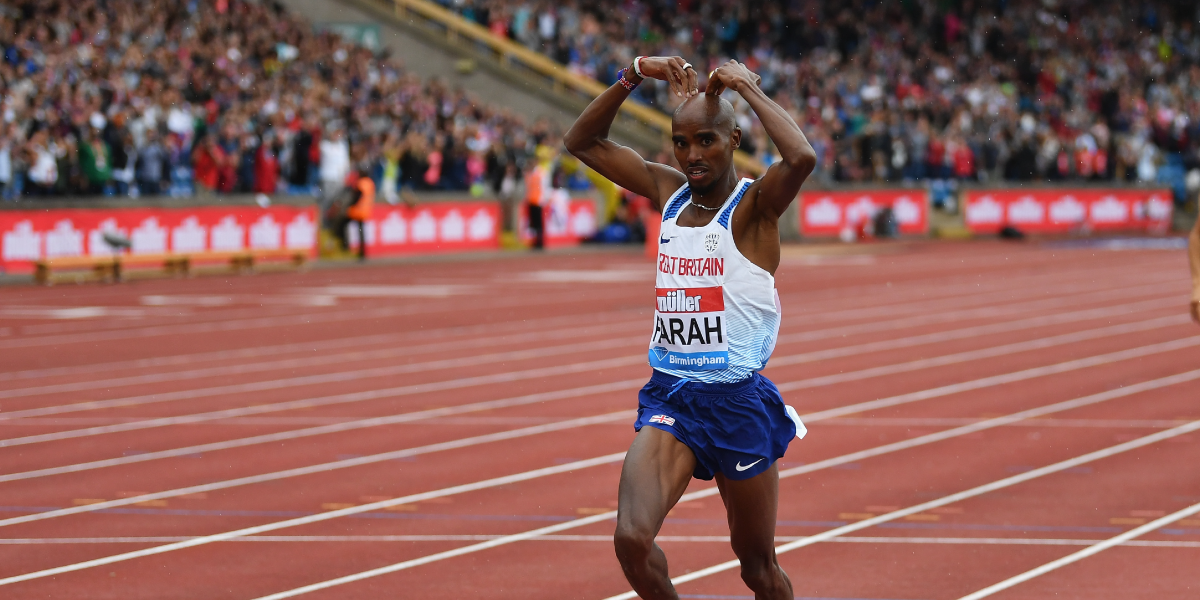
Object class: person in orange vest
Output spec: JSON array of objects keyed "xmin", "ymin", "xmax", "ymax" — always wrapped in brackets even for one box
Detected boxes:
[
  {"xmin": 337, "ymin": 167, "xmax": 375, "ymax": 261},
  {"xmin": 524, "ymin": 145, "xmax": 555, "ymax": 249},
  {"xmin": 524, "ymin": 159, "xmax": 547, "ymax": 249}
]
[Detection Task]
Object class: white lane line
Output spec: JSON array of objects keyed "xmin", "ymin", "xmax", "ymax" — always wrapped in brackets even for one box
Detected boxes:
[
  {"xmin": 838, "ymin": 537, "xmax": 1200, "ymax": 548},
  {"xmin": 0, "ymin": 320, "xmax": 646, "ymax": 400},
  {"xmin": 2, "ymin": 258, "xmax": 1173, "ymax": 349},
  {"xmin": 3, "ymin": 271, "xmax": 1167, "ymax": 410},
  {"xmin": 0, "ymin": 310, "xmax": 642, "ymax": 384},
  {"xmin": 245, "ymin": 369, "xmax": 1200, "ymax": 600},
  {"xmin": 1, "ymin": 329, "xmax": 1193, "ymax": 530},
  {"xmin": 0, "ymin": 295, "xmax": 480, "ymax": 350},
  {"xmin": 774, "ymin": 270, "xmax": 1170, "ymax": 326},
  {"xmin": 0, "ymin": 354, "xmax": 644, "ymax": 422},
  {"xmin": 777, "ymin": 314, "xmax": 1190, "ymax": 398},
  {"xmin": 3, "ymin": 275, "xmax": 1163, "ymax": 398},
  {"xmin": 0, "ymin": 409, "xmax": 631, "ymax": 528},
  {"xmin": 0, "ymin": 265, "xmax": 1161, "ymax": 376},
  {"xmin": 768, "ymin": 297, "xmax": 1179, "ymax": 370},
  {"xmin": 2, "ymin": 333, "xmax": 1194, "ymax": 554},
  {"xmin": 676, "ymin": 535, "xmax": 1200, "ymax": 549},
  {"xmin": 11, "ymin": 290, "xmax": 1185, "ymax": 437},
  {"xmin": 0, "ymin": 385, "xmax": 642, "ymax": 486},
  {"xmin": 0, "ymin": 452, "xmax": 629, "ymax": 588},
  {"xmin": 1, "ymin": 313, "xmax": 1188, "ymax": 483},
  {"xmin": 4, "ymin": 282, "xmax": 1169, "ymax": 426},
  {"xmin": 958, "ymin": 502, "xmax": 1200, "ymax": 599},
  {"xmin": 790, "ymin": 332, "xmax": 1200, "ymax": 424},
  {"xmin": 774, "ymin": 280, "xmax": 1173, "ymax": 346},
  {"xmin": 0, "ymin": 295, "xmax": 1180, "ymax": 452},
  {"xmin": 1, "ymin": 366, "xmax": 1196, "ymax": 588},
  {"xmin": 11, "ymin": 415, "xmax": 1195, "ymax": 430},
  {"xmin": 0, "ymin": 282, "xmax": 654, "ymax": 350},
  {"xmin": 776, "ymin": 263, "xmax": 1174, "ymax": 313},
  {"xmin": 818, "ymin": 417, "xmax": 1192, "ymax": 429},
  {"xmin": 0, "ymin": 255, "xmax": 979, "ymax": 343},
  {"xmin": 2, "ymin": 535, "xmax": 1197, "ymax": 547},
  {"xmin": 600, "ymin": 418, "xmax": 1200, "ymax": 600}
]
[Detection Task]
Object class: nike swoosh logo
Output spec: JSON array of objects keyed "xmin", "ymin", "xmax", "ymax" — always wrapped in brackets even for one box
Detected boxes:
[
  {"xmin": 660, "ymin": 236, "xmax": 671, "ymax": 244},
  {"xmin": 735, "ymin": 459, "xmax": 764, "ymax": 472}
]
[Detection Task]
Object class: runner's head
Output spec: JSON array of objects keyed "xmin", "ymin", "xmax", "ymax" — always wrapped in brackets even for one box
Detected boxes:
[{"xmin": 671, "ymin": 95, "xmax": 740, "ymax": 195}]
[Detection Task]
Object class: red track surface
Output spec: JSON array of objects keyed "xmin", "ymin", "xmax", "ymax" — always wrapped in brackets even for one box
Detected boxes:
[{"xmin": 0, "ymin": 240, "xmax": 1196, "ymax": 600}]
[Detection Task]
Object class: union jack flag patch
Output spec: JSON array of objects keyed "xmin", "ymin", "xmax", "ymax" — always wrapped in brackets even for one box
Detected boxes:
[{"xmin": 648, "ymin": 414, "xmax": 676, "ymax": 426}]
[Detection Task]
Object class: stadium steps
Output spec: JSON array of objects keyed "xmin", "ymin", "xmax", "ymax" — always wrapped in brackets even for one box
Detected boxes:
[{"xmin": 276, "ymin": 0, "xmax": 660, "ymax": 152}]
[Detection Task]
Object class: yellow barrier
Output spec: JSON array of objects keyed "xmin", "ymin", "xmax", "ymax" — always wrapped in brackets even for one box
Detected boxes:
[{"xmin": 392, "ymin": 0, "xmax": 764, "ymax": 176}]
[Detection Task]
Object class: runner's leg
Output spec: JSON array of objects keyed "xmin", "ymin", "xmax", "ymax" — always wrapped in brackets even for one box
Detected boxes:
[
  {"xmin": 715, "ymin": 465, "xmax": 793, "ymax": 599},
  {"xmin": 614, "ymin": 427, "xmax": 696, "ymax": 600}
]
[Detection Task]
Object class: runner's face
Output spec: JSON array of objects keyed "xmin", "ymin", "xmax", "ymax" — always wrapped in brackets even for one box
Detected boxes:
[{"xmin": 671, "ymin": 110, "xmax": 739, "ymax": 195}]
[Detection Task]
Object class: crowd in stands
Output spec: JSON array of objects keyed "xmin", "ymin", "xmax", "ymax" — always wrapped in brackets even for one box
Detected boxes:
[
  {"xmin": 447, "ymin": 0, "xmax": 1200, "ymax": 200},
  {"xmin": 0, "ymin": 0, "xmax": 546, "ymax": 201},
  {"xmin": 5, "ymin": 0, "xmax": 1198, "ymax": 208}
]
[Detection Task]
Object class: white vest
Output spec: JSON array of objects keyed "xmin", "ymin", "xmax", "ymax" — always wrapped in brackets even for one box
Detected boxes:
[{"xmin": 649, "ymin": 178, "xmax": 781, "ymax": 383}]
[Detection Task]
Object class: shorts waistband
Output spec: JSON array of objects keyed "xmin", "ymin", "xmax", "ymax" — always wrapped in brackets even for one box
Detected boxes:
[{"xmin": 649, "ymin": 370, "xmax": 759, "ymax": 396}]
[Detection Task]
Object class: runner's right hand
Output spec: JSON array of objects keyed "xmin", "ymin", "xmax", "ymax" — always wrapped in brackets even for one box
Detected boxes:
[{"xmin": 635, "ymin": 56, "xmax": 697, "ymax": 98}]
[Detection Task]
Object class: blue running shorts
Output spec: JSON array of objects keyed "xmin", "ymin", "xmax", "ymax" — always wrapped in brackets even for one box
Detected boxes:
[{"xmin": 633, "ymin": 370, "xmax": 807, "ymax": 481}]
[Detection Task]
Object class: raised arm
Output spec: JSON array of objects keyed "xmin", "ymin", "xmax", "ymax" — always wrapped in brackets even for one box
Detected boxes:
[
  {"xmin": 564, "ymin": 57, "xmax": 695, "ymax": 211},
  {"xmin": 1189, "ymin": 215, "xmax": 1200, "ymax": 324},
  {"xmin": 707, "ymin": 61, "xmax": 816, "ymax": 219}
]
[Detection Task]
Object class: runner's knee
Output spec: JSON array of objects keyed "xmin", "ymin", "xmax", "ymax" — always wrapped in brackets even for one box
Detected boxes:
[
  {"xmin": 738, "ymin": 555, "xmax": 780, "ymax": 592},
  {"xmin": 613, "ymin": 522, "xmax": 654, "ymax": 561}
]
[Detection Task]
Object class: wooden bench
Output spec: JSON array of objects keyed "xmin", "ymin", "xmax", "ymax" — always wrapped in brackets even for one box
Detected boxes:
[{"xmin": 34, "ymin": 249, "xmax": 309, "ymax": 284}]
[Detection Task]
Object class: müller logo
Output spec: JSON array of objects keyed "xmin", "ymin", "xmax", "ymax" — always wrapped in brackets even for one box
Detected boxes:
[
  {"xmin": 657, "ymin": 289, "xmax": 702, "ymax": 312},
  {"xmin": 655, "ymin": 287, "xmax": 724, "ymax": 314}
]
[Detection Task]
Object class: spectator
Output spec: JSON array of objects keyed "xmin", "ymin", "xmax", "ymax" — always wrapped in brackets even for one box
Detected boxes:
[
  {"xmin": 137, "ymin": 130, "xmax": 167, "ymax": 197},
  {"xmin": 0, "ymin": 132, "xmax": 12, "ymax": 200},
  {"xmin": 254, "ymin": 133, "xmax": 280, "ymax": 195},
  {"xmin": 380, "ymin": 133, "xmax": 402, "ymax": 205},
  {"xmin": 192, "ymin": 134, "xmax": 223, "ymax": 196},
  {"xmin": 24, "ymin": 130, "xmax": 58, "ymax": 196},
  {"xmin": 110, "ymin": 130, "xmax": 137, "ymax": 197},
  {"xmin": 236, "ymin": 134, "xmax": 258, "ymax": 194},
  {"xmin": 951, "ymin": 136, "xmax": 976, "ymax": 181},
  {"xmin": 400, "ymin": 132, "xmax": 430, "ymax": 191},
  {"xmin": 319, "ymin": 127, "xmax": 352, "ymax": 219},
  {"xmin": 79, "ymin": 131, "xmax": 112, "ymax": 196},
  {"xmin": 215, "ymin": 127, "xmax": 240, "ymax": 194}
]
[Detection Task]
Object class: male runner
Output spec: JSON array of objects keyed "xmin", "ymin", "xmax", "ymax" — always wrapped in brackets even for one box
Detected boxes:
[{"xmin": 564, "ymin": 56, "xmax": 816, "ymax": 599}]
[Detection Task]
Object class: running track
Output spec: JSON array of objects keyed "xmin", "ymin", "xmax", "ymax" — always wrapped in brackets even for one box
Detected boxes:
[{"xmin": 0, "ymin": 240, "xmax": 1196, "ymax": 600}]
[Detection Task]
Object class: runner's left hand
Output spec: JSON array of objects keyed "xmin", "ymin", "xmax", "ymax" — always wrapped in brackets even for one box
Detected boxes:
[
  {"xmin": 635, "ymin": 56, "xmax": 698, "ymax": 98},
  {"xmin": 706, "ymin": 60, "xmax": 762, "ymax": 96}
]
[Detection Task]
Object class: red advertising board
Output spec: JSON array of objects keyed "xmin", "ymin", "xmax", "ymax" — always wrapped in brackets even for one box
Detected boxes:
[
  {"xmin": 963, "ymin": 189, "xmax": 1173, "ymax": 234},
  {"xmin": 343, "ymin": 202, "xmax": 502, "ymax": 256},
  {"xmin": 0, "ymin": 205, "xmax": 317, "ymax": 273},
  {"xmin": 0, "ymin": 198, "xmax": 595, "ymax": 272},
  {"xmin": 517, "ymin": 198, "xmax": 599, "ymax": 248},
  {"xmin": 798, "ymin": 190, "xmax": 928, "ymax": 236}
]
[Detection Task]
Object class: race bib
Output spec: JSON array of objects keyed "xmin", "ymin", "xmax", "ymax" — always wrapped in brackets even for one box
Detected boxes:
[{"xmin": 648, "ymin": 286, "xmax": 729, "ymax": 371}]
